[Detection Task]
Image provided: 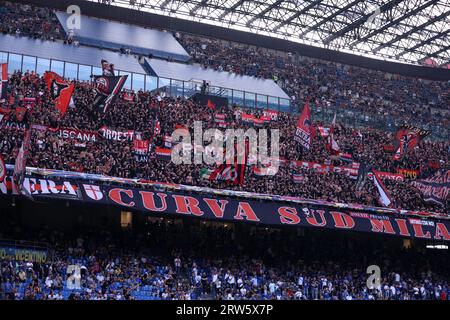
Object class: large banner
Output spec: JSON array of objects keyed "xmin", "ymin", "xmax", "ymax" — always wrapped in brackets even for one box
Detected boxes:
[
  {"xmin": 1, "ymin": 169, "xmax": 448, "ymax": 242},
  {"xmin": 0, "ymin": 121, "xmax": 26, "ymax": 131},
  {"xmin": 58, "ymin": 127, "xmax": 98, "ymax": 142},
  {"xmin": 133, "ymin": 139, "xmax": 150, "ymax": 162},
  {"xmin": 78, "ymin": 183, "xmax": 450, "ymax": 242},
  {"xmin": 397, "ymin": 168, "xmax": 420, "ymax": 179},
  {"xmin": 290, "ymin": 160, "xmax": 358, "ymax": 178},
  {"xmin": 411, "ymin": 170, "xmax": 450, "ymax": 206},
  {"xmin": 0, "ymin": 246, "xmax": 48, "ymax": 263},
  {"xmin": 0, "ymin": 175, "xmax": 82, "ymax": 200},
  {"xmin": 263, "ymin": 110, "xmax": 278, "ymax": 121},
  {"xmin": 294, "ymin": 101, "xmax": 312, "ymax": 150},
  {"xmin": 99, "ymin": 126, "xmax": 135, "ymax": 141}
]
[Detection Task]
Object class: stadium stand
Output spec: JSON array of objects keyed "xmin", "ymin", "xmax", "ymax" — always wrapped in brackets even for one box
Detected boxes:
[
  {"xmin": 0, "ymin": 0, "xmax": 449, "ymax": 301},
  {"xmin": 0, "ymin": 70, "xmax": 447, "ymax": 213},
  {"xmin": 0, "ymin": 205, "xmax": 449, "ymax": 301},
  {"xmin": 0, "ymin": 0, "xmax": 62, "ymax": 41},
  {"xmin": 177, "ymin": 33, "xmax": 449, "ymax": 139}
]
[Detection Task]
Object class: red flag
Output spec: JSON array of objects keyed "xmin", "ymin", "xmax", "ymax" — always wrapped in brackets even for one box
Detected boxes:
[
  {"xmin": 209, "ymin": 141, "xmax": 249, "ymax": 186},
  {"xmin": 294, "ymin": 101, "xmax": 312, "ymax": 149},
  {"xmin": 44, "ymin": 71, "xmax": 75, "ymax": 117},
  {"xmin": 207, "ymin": 99, "xmax": 216, "ymax": 110},
  {"xmin": 326, "ymin": 112, "xmax": 340, "ymax": 152},
  {"xmin": 393, "ymin": 126, "xmax": 431, "ymax": 160},
  {"xmin": 123, "ymin": 91, "xmax": 134, "ymax": 102},
  {"xmin": 153, "ymin": 117, "xmax": 161, "ymax": 137},
  {"xmin": 0, "ymin": 63, "xmax": 8, "ymax": 102}
]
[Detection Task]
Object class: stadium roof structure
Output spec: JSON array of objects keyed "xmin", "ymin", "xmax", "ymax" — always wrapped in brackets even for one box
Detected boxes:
[
  {"xmin": 55, "ymin": 10, "xmax": 191, "ymax": 61},
  {"xmin": 145, "ymin": 58, "xmax": 290, "ymax": 99},
  {"xmin": 87, "ymin": 0, "xmax": 450, "ymax": 67},
  {"xmin": 0, "ymin": 34, "xmax": 146, "ymax": 74}
]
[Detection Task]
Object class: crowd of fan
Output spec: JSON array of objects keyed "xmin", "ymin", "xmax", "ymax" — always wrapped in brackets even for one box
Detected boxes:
[
  {"xmin": 1, "ymin": 0, "xmax": 449, "ymax": 137},
  {"xmin": 0, "ymin": 1, "xmax": 63, "ymax": 41},
  {"xmin": 177, "ymin": 33, "xmax": 450, "ymax": 137},
  {"xmin": 0, "ymin": 71, "xmax": 449, "ymax": 213},
  {"xmin": 0, "ymin": 3, "xmax": 449, "ymax": 213},
  {"xmin": 1, "ymin": 221, "xmax": 449, "ymax": 300},
  {"xmin": 0, "ymin": 1, "xmax": 449, "ymax": 302}
]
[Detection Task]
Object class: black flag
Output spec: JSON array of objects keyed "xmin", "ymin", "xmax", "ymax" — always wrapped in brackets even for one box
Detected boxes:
[
  {"xmin": 355, "ymin": 162, "xmax": 370, "ymax": 192},
  {"xmin": 93, "ymin": 75, "xmax": 128, "ymax": 113}
]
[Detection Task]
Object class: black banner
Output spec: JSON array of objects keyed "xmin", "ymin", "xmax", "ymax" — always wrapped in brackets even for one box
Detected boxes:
[
  {"xmin": 192, "ymin": 93, "xmax": 228, "ymax": 109},
  {"xmin": 411, "ymin": 170, "xmax": 450, "ymax": 206},
  {"xmin": 78, "ymin": 183, "xmax": 450, "ymax": 242},
  {"xmin": 1, "ymin": 174, "xmax": 449, "ymax": 241},
  {"xmin": 0, "ymin": 175, "xmax": 82, "ymax": 200}
]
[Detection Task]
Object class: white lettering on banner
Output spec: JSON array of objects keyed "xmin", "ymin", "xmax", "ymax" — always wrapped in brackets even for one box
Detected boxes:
[
  {"xmin": 0, "ymin": 122, "xmax": 26, "ymax": 130},
  {"xmin": 22, "ymin": 178, "xmax": 78, "ymax": 195},
  {"xmin": 294, "ymin": 128, "xmax": 310, "ymax": 148},
  {"xmin": 58, "ymin": 128, "xmax": 97, "ymax": 142},
  {"xmin": 0, "ymin": 176, "xmax": 79, "ymax": 196},
  {"xmin": 376, "ymin": 171, "xmax": 404, "ymax": 182},
  {"xmin": 408, "ymin": 218, "xmax": 435, "ymax": 227},
  {"xmin": 263, "ymin": 110, "xmax": 278, "ymax": 121},
  {"xmin": 99, "ymin": 127, "xmax": 134, "ymax": 141}
]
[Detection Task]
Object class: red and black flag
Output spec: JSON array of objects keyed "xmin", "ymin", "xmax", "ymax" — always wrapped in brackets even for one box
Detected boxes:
[
  {"xmin": 93, "ymin": 75, "xmax": 128, "ymax": 113},
  {"xmin": 43, "ymin": 71, "xmax": 75, "ymax": 117},
  {"xmin": 0, "ymin": 63, "xmax": 8, "ymax": 102},
  {"xmin": 393, "ymin": 125, "xmax": 431, "ymax": 160},
  {"xmin": 0, "ymin": 106, "xmax": 11, "ymax": 122},
  {"xmin": 122, "ymin": 91, "xmax": 134, "ymax": 102},
  {"xmin": 151, "ymin": 115, "xmax": 161, "ymax": 143},
  {"xmin": 411, "ymin": 170, "xmax": 450, "ymax": 206},
  {"xmin": 327, "ymin": 112, "xmax": 340, "ymax": 153},
  {"xmin": 294, "ymin": 101, "xmax": 312, "ymax": 150},
  {"xmin": 206, "ymin": 141, "xmax": 249, "ymax": 186},
  {"xmin": 207, "ymin": 99, "xmax": 216, "ymax": 110}
]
